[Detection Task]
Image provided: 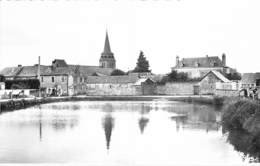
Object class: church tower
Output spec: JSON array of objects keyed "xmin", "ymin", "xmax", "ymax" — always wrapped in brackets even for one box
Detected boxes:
[{"xmin": 99, "ymin": 31, "xmax": 116, "ymax": 69}]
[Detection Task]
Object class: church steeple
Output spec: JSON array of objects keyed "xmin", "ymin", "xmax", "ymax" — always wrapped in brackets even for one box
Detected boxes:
[
  {"xmin": 103, "ymin": 31, "xmax": 112, "ymax": 54},
  {"xmin": 99, "ymin": 31, "xmax": 116, "ymax": 69}
]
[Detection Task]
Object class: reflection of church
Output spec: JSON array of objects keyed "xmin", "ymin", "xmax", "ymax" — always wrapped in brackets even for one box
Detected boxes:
[{"xmin": 102, "ymin": 113, "xmax": 114, "ymax": 150}]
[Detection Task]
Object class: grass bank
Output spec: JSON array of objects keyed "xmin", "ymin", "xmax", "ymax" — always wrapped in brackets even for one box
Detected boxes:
[{"xmin": 222, "ymin": 98, "xmax": 260, "ymax": 162}]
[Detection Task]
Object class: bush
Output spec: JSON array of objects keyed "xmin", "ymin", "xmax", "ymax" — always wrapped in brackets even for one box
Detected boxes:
[
  {"xmin": 222, "ymin": 99, "xmax": 260, "ymax": 161},
  {"xmin": 111, "ymin": 69, "xmax": 126, "ymax": 76}
]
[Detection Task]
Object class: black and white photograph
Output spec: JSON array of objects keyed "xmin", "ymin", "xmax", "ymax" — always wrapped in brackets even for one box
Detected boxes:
[{"xmin": 0, "ymin": 0, "xmax": 260, "ymax": 165}]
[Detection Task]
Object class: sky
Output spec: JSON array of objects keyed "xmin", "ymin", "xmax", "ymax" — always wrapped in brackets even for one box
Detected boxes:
[{"xmin": 0, "ymin": 0, "xmax": 259, "ymax": 74}]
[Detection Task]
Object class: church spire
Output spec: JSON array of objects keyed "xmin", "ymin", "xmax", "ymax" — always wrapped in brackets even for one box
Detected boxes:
[
  {"xmin": 103, "ymin": 31, "xmax": 112, "ymax": 54},
  {"xmin": 99, "ymin": 30, "xmax": 116, "ymax": 69}
]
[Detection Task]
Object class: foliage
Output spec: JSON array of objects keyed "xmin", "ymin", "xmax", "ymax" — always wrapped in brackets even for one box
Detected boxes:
[
  {"xmin": 0, "ymin": 75, "xmax": 5, "ymax": 82},
  {"xmin": 5, "ymin": 79, "xmax": 40, "ymax": 89},
  {"xmin": 225, "ymin": 72, "xmax": 242, "ymax": 80},
  {"xmin": 133, "ymin": 51, "xmax": 151, "ymax": 73},
  {"xmin": 92, "ymin": 72, "xmax": 99, "ymax": 76},
  {"xmin": 157, "ymin": 70, "xmax": 200, "ymax": 84},
  {"xmin": 222, "ymin": 99, "xmax": 260, "ymax": 161},
  {"xmin": 110, "ymin": 69, "xmax": 126, "ymax": 76}
]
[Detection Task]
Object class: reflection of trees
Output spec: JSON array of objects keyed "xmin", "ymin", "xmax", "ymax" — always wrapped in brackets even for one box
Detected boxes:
[
  {"xmin": 140, "ymin": 104, "xmax": 151, "ymax": 115},
  {"xmin": 138, "ymin": 117, "xmax": 149, "ymax": 134},
  {"xmin": 51, "ymin": 115, "xmax": 79, "ymax": 131},
  {"xmin": 102, "ymin": 113, "xmax": 114, "ymax": 150},
  {"xmin": 226, "ymin": 130, "xmax": 260, "ymax": 162},
  {"xmin": 171, "ymin": 116, "xmax": 187, "ymax": 132}
]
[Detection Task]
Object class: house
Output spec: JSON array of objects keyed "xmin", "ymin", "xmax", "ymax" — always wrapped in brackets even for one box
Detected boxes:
[
  {"xmin": 0, "ymin": 31, "xmax": 116, "ymax": 96},
  {"xmin": 84, "ymin": 75, "xmax": 156, "ymax": 96},
  {"xmin": 241, "ymin": 73, "xmax": 260, "ymax": 89},
  {"xmin": 199, "ymin": 70, "xmax": 231, "ymax": 95},
  {"xmin": 172, "ymin": 54, "xmax": 236, "ymax": 79}
]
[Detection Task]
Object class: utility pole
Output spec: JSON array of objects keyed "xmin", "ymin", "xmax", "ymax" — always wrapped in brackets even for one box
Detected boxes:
[{"xmin": 37, "ymin": 56, "xmax": 41, "ymax": 98}]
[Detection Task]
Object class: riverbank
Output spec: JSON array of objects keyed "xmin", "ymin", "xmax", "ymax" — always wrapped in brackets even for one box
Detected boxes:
[
  {"xmin": 0, "ymin": 95, "xmax": 224, "ymax": 113},
  {"xmin": 222, "ymin": 98, "xmax": 260, "ymax": 162}
]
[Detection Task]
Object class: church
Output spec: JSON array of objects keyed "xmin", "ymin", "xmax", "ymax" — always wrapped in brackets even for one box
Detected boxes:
[
  {"xmin": 172, "ymin": 54, "xmax": 236, "ymax": 79},
  {"xmin": 0, "ymin": 31, "xmax": 118, "ymax": 95}
]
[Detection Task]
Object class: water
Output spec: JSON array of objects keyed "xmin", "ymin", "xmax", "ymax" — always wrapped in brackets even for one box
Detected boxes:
[{"xmin": 0, "ymin": 100, "xmax": 248, "ymax": 164}]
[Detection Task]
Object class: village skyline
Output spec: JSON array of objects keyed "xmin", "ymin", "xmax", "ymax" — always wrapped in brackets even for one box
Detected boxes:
[{"xmin": 1, "ymin": 0, "xmax": 260, "ymax": 74}]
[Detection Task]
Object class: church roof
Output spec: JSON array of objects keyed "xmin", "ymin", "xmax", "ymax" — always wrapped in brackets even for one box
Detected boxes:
[{"xmin": 176, "ymin": 56, "xmax": 224, "ymax": 68}]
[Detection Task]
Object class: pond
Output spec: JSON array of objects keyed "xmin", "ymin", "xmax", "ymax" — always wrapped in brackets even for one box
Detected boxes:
[{"xmin": 0, "ymin": 100, "xmax": 250, "ymax": 164}]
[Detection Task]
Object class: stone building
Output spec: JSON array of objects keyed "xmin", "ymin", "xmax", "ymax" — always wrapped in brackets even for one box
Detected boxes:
[
  {"xmin": 0, "ymin": 59, "xmax": 114, "ymax": 96},
  {"xmin": 199, "ymin": 70, "xmax": 231, "ymax": 95},
  {"xmin": 241, "ymin": 73, "xmax": 260, "ymax": 89},
  {"xmin": 172, "ymin": 54, "xmax": 236, "ymax": 78},
  {"xmin": 0, "ymin": 31, "xmax": 117, "ymax": 96},
  {"xmin": 83, "ymin": 76, "xmax": 156, "ymax": 96}
]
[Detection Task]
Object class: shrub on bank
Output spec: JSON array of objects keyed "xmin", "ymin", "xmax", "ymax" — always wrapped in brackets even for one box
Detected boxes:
[{"xmin": 222, "ymin": 99, "xmax": 260, "ymax": 161}]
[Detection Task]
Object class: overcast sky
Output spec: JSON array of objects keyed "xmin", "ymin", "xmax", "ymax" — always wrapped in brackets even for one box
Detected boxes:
[{"xmin": 0, "ymin": 0, "xmax": 259, "ymax": 74}]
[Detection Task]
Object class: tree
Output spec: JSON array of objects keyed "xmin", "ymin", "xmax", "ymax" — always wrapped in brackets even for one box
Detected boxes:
[
  {"xmin": 111, "ymin": 69, "xmax": 126, "ymax": 76},
  {"xmin": 225, "ymin": 72, "xmax": 241, "ymax": 80},
  {"xmin": 167, "ymin": 70, "xmax": 188, "ymax": 82},
  {"xmin": 133, "ymin": 51, "xmax": 151, "ymax": 73}
]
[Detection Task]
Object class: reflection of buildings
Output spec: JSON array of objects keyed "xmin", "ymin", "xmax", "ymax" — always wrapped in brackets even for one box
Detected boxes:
[
  {"xmin": 169, "ymin": 104, "xmax": 221, "ymax": 132},
  {"xmin": 102, "ymin": 113, "xmax": 114, "ymax": 150},
  {"xmin": 138, "ymin": 117, "xmax": 149, "ymax": 134},
  {"xmin": 102, "ymin": 103, "xmax": 113, "ymax": 113}
]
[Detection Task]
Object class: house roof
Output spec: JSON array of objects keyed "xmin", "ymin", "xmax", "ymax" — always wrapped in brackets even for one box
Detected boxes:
[
  {"xmin": 86, "ymin": 75, "xmax": 140, "ymax": 84},
  {"xmin": 176, "ymin": 56, "xmax": 224, "ymax": 68},
  {"xmin": 201, "ymin": 70, "xmax": 230, "ymax": 83},
  {"xmin": 241, "ymin": 73, "xmax": 260, "ymax": 84},
  {"xmin": 0, "ymin": 64, "xmax": 113, "ymax": 78},
  {"xmin": 75, "ymin": 66, "xmax": 114, "ymax": 76}
]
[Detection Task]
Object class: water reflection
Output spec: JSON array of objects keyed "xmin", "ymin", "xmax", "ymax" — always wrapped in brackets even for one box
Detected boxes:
[
  {"xmin": 169, "ymin": 104, "xmax": 221, "ymax": 132},
  {"xmin": 0, "ymin": 101, "xmax": 249, "ymax": 163},
  {"xmin": 138, "ymin": 117, "xmax": 149, "ymax": 134},
  {"xmin": 102, "ymin": 113, "xmax": 114, "ymax": 151}
]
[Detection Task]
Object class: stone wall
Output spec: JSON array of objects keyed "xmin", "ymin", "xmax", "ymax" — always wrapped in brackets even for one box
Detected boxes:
[
  {"xmin": 84, "ymin": 83, "xmax": 141, "ymax": 96},
  {"xmin": 156, "ymin": 82, "xmax": 196, "ymax": 95},
  {"xmin": 215, "ymin": 89, "xmax": 239, "ymax": 97}
]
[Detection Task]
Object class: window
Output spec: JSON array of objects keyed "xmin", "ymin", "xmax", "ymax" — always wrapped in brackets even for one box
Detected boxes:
[
  {"xmin": 62, "ymin": 76, "xmax": 65, "ymax": 82},
  {"xmin": 52, "ymin": 77, "xmax": 54, "ymax": 83},
  {"xmin": 41, "ymin": 77, "xmax": 43, "ymax": 82},
  {"xmin": 80, "ymin": 77, "xmax": 83, "ymax": 83}
]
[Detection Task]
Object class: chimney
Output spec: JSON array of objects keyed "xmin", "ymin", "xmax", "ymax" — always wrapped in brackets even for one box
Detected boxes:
[
  {"xmin": 176, "ymin": 55, "xmax": 179, "ymax": 67},
  {"xmin": 222, "ymin": 53, "xmax": 226, "ymax": 66},
  {"xmin": 37, "ymin": 56, "xmax": 41, "ymax": 80}
]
